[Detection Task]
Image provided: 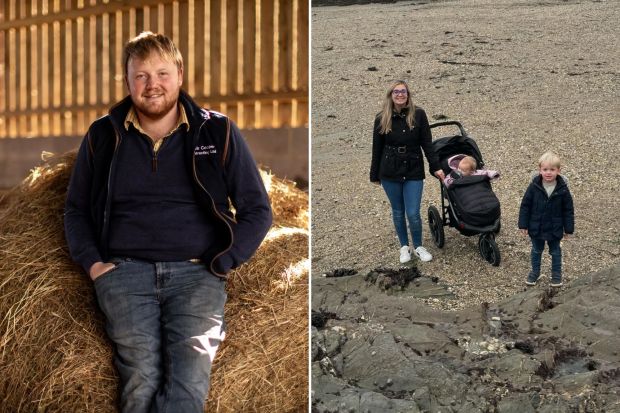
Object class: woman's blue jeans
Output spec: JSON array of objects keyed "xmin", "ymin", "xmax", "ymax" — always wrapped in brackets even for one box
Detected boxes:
[
  {"xmin": 381, "ymin": 179, "xmax": 424, "ymax": 248},
  {"xmin": 93, "ymin": 258, "xmax": 227, "ymax": 413},
  {"xmin": 528, "ymin": 238, "xmax": 562, "ymax": 282}
]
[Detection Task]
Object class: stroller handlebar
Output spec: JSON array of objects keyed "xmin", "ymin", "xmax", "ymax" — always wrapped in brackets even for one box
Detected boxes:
[{"xmin": 429, "ymin": 120, "xmax": 466, "ymax": 138}]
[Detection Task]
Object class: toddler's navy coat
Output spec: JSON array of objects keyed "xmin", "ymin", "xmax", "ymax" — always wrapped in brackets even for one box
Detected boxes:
[{"xmin": 518, "ymin": 175, "xmax": 574, "ymax": 240}]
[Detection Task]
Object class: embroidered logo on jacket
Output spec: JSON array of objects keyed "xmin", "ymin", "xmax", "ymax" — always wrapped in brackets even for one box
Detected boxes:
[{"xmin": 194, "ymin": 145, "xmax": 217, "ymax": 156}]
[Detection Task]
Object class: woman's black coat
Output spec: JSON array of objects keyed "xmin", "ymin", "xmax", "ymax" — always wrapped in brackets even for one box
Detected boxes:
[{"xmin": 370, "ymin": 107, "xmax": 441, "ymax": 182}]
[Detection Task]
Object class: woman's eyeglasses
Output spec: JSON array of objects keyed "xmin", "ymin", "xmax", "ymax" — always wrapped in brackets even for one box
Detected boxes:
[{"xmin": 391, "ymin": 89, "xmax": 408, "ymax": 96}]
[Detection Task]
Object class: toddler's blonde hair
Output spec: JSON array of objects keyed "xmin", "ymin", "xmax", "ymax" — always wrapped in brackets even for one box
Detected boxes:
[{"xmin": 538, "ymin": 151, "xmax": 561, "ymax": 168}]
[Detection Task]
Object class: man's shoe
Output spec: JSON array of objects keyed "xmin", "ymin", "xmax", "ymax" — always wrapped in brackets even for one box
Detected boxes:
[
  {"xmin": 414, "ymin": 246, "xmax": 433, "ymax": 262},
  {"xmin": 525, "ymin": 280, "xmax": 537, "ymax": 286},
  {"xmin": 399, "ymin": 246, "xmax": 411, "ymax": 264},
  {"xmin": 550, "ymin": 280, "xmax": 563, "ymax": 288}
]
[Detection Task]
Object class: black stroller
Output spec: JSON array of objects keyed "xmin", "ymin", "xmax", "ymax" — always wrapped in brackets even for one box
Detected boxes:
[{"xmin": 427, "ymin": 121, "xmax": 501, "ymax": 266}]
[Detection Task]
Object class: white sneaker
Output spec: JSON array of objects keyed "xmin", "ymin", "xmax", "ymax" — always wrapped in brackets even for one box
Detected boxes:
[
  {"xmin": 414, "ymin": 246, "xmax": 433, "ymax": 262},
  {"xmin": 399, "ymin": 246, "xmax": 411, "ymax": 263}
]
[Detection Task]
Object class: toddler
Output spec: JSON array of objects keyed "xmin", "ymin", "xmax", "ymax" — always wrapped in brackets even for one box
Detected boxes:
[{"xmin": 518, "ymin": 151, "xmax": 574, "ymax": 287}]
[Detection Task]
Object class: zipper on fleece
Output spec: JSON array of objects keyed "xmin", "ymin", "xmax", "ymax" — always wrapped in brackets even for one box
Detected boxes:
[
  {"xmin": 150, "ymin": 136, "xmax": 169, "ymax": 172},
  {"xmin": 192, "ymin": 121, "xmax": 234, "ymax": 278}
]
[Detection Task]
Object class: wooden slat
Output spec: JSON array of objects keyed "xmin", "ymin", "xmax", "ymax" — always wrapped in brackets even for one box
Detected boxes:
[
  {"xmin": 17, "ymin": 0, "xmax": 25, "ymax": 19},
  {"xmin": 14, "ymin": 28, "xmax": 21, "ymax": 112},
  {"xmin": 171, "ymin": 0, "xmax": 178, "ymax": 46},
  {"xmin": 298, "ymin": 99, "xmax": 308, "ymax": 127},
  {"xmin": 280, "ymin": 0, "xmax": 291, "ymax": 92},
  {"xmin": 148, "ymin": 4, "xmax": 157, "ymax": 32},
  {"xmin": 0, "ymin": 1, "xmax": 3, "ymax": 137},
  {"xmin": 114, "ymin": 8, "xmax": 128, "ymax": 101},
  {"xmin": 297, "ymin": 0, "xmax": 308, "ymax": 93},
  {"xmin": 0, "ymin": 26, "xmax": 5, "ymax": 137},
  {"xmin": 51, "ymin": 21, "xmax": 59, "ymax": 108},
  {"xmin": 0, "ymin": 27, "xmax": 4, "ymax": 137},
  {"xmin": 157, "ymin": 3, "xmax": 163, "ymax": 33},
  {"xmin": 226, "ymin": 0, "xmax": 237, "ymax": 96},
  {"xmin": 242, "ymin": 0, "xmax": 255, "ymax": 128},
  {"xmin": 41, "ymin": 22, "xmax": 50, "ymax": 108},
  {"xmin": 76, "ymin": 15, "xmax": 84, "ymax": 107},
  {"xmin": 101, "ymin": 13, "xmax": 110, "ymax": 104},
  {"xmin": 193, "ymin": 0, "xmax": 203, "ymax": 96},
  {"xmin": 18, "ymin": 115, "xmax": 27, "ymax": 138},
  {"xmin": 260, "ymin": 0, "xmax": 273, "ymax": 94},
  {"xmin": 108, "ymin": 11, "xmax": 117, "ymax": 102},
  {"xmin": 279, "ymin": 100, "xmax": 292, "ymax": 128},
  {"xmin": 210, "ymin": 0, "xmax": 220, "ymax": 97},
  {"xmin": 30, "ymin": 25, "xmax": 38, "ymax": 112},
  {"xmin": 163, "ymin": 2, "xmax": 172, "ymax": 38},
  {"xmin": 180, "ymin": 0, "xmax": 191, "ymax": 94},
  {"xmin": 135, "ymin": 6, "xmax": 143, "ymax": 34},
  {"xmin": 202, "ymin": 0, "xmax": 211, "ymax": 96},
  {"xmin": 63, "ymin": 19, "xmax": 72, "ymax": 107},
  {"xmin": 89, "ymin": 15, "xmax": 97, "ymax": 105},
  {"xmin": 7, "ymin": 1, "xmax": 14, "ymax": 21},
  {"xmin": 242, "ymin": 0, "xmax": 254, "ymax": 93},
  {"xmin": 141, "ymin": 5, "xmax": 149, "ymax": 31},
  {"xmin": 64, "ymin": 19, "xmax": 74, "ymax": 135}
]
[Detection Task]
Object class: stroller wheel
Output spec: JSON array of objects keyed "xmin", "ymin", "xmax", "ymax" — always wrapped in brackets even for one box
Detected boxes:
[
  {"xmin": 428, "ymin": 205, "xmax": 445, "ymax": 248},
  {"xmin": 478, "ymin": 234, "xmax": 500, "ymax": 266},
  {"xmin": 494, "ymin": 221, "xmax": 501, "ymax": 235}
]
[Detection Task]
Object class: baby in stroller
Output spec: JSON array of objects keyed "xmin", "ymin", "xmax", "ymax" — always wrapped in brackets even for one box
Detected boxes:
[{"xmin": 443, "ymin": 154, "xmax": 500, "ymax": 187}]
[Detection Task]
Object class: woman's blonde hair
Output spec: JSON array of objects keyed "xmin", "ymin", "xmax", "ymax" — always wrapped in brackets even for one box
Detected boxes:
[
  {"xmin": 122, "ymin": 31, "xmax": 184, "ymax": 76},
  {"xmin": 538, "ymin": 151, "xmax": 561, "ymax": 168},
  {"xmin": 378, "ymin": 80, "xmax": 416, "ymax": 135}
]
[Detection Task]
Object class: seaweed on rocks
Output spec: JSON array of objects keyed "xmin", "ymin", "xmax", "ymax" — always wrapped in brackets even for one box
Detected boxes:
[
  {"xmin": 364, "ymin": 266, "xmax": 423, "ymax": 291},
  {"xmin": 324, "ymin": 268, "xmax": 358, "ymax": 278},
  {"xmin": 312, "ymin": 309, "xmax": 339, "ymax": 328}
]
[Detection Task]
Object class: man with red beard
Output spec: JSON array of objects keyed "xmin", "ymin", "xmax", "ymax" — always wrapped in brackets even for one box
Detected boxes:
[{"xmin": 64, "ymin": 32, "xmax": 272, "ymax": 412}]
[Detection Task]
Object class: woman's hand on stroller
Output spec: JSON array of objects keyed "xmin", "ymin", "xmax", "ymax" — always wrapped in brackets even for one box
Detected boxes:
[{"xmin": 434, "ymin": 170, "xmax": 446, "ymax": 180}]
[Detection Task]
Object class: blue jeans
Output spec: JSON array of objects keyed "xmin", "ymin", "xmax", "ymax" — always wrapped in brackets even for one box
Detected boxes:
[
  {"xmin": 93, "ymin": 258, "xmax": 227, "ymax": 413},
  {"xmin": 528, "ymin": 238, "xmax": 562, "ymax": 282},
  {"xmin": 381, "ymin": 179, "xmax": 424, "ymax": 248}
]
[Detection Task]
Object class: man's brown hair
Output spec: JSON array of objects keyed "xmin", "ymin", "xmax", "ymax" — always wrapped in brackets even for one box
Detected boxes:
[{"xmin": 122, "ymin": 31, "xmax": 184, "ymax": 76}]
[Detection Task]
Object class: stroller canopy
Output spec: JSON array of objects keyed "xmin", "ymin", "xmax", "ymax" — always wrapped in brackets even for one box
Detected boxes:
[{"xmin": 430, "ymin": 121, "xmax": 485, "ymax": 175}]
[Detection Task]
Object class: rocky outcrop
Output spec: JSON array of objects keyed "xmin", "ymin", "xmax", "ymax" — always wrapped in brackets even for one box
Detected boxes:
[{"xmin": 312, "ymin": 264, "xmax": 620, "ymax": 412}]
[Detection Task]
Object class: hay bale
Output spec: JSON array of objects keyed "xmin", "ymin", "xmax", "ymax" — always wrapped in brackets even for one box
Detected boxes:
[{"xmin": 0, "ymin": 152, "xmax": 308, "ymax": 412}]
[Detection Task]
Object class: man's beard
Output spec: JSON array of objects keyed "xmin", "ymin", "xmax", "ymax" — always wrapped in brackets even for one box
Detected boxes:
[{"xmin": 133, "ymin": 89, "xmax": 180, "ymax": 120}]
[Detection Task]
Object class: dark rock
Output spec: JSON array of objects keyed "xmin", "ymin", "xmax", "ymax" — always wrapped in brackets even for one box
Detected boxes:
[
  {"xmin": 324, "ymin": 268, "xmax": 356, "ymax": 277},
  {"xmin": 312, "ymin": 309, "xmax": 338, "ymax": 328},
  {"xmin": 313, "ymin": 264, "xmax": 620, "ymax": 410}
]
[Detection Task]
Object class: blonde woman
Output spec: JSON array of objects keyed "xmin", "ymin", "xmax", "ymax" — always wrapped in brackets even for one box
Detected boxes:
[{"xmin": 370, "ymin": 80, "xmax": 445, "ymax": 263}]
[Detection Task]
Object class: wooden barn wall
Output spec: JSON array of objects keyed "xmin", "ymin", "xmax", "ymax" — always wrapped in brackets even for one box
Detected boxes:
[{"xmin": 0, "ymin": 0, "xmax": 309, "ymax": 139}]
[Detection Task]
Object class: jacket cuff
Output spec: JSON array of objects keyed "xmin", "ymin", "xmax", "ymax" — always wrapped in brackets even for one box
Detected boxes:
[
  {"xmin": 79, "ymin": 255, "xmax": 102, "ymax": 276},
  {"xmin": 213, "ymin": 254, "xmax": 234, "ymax": 275}
]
